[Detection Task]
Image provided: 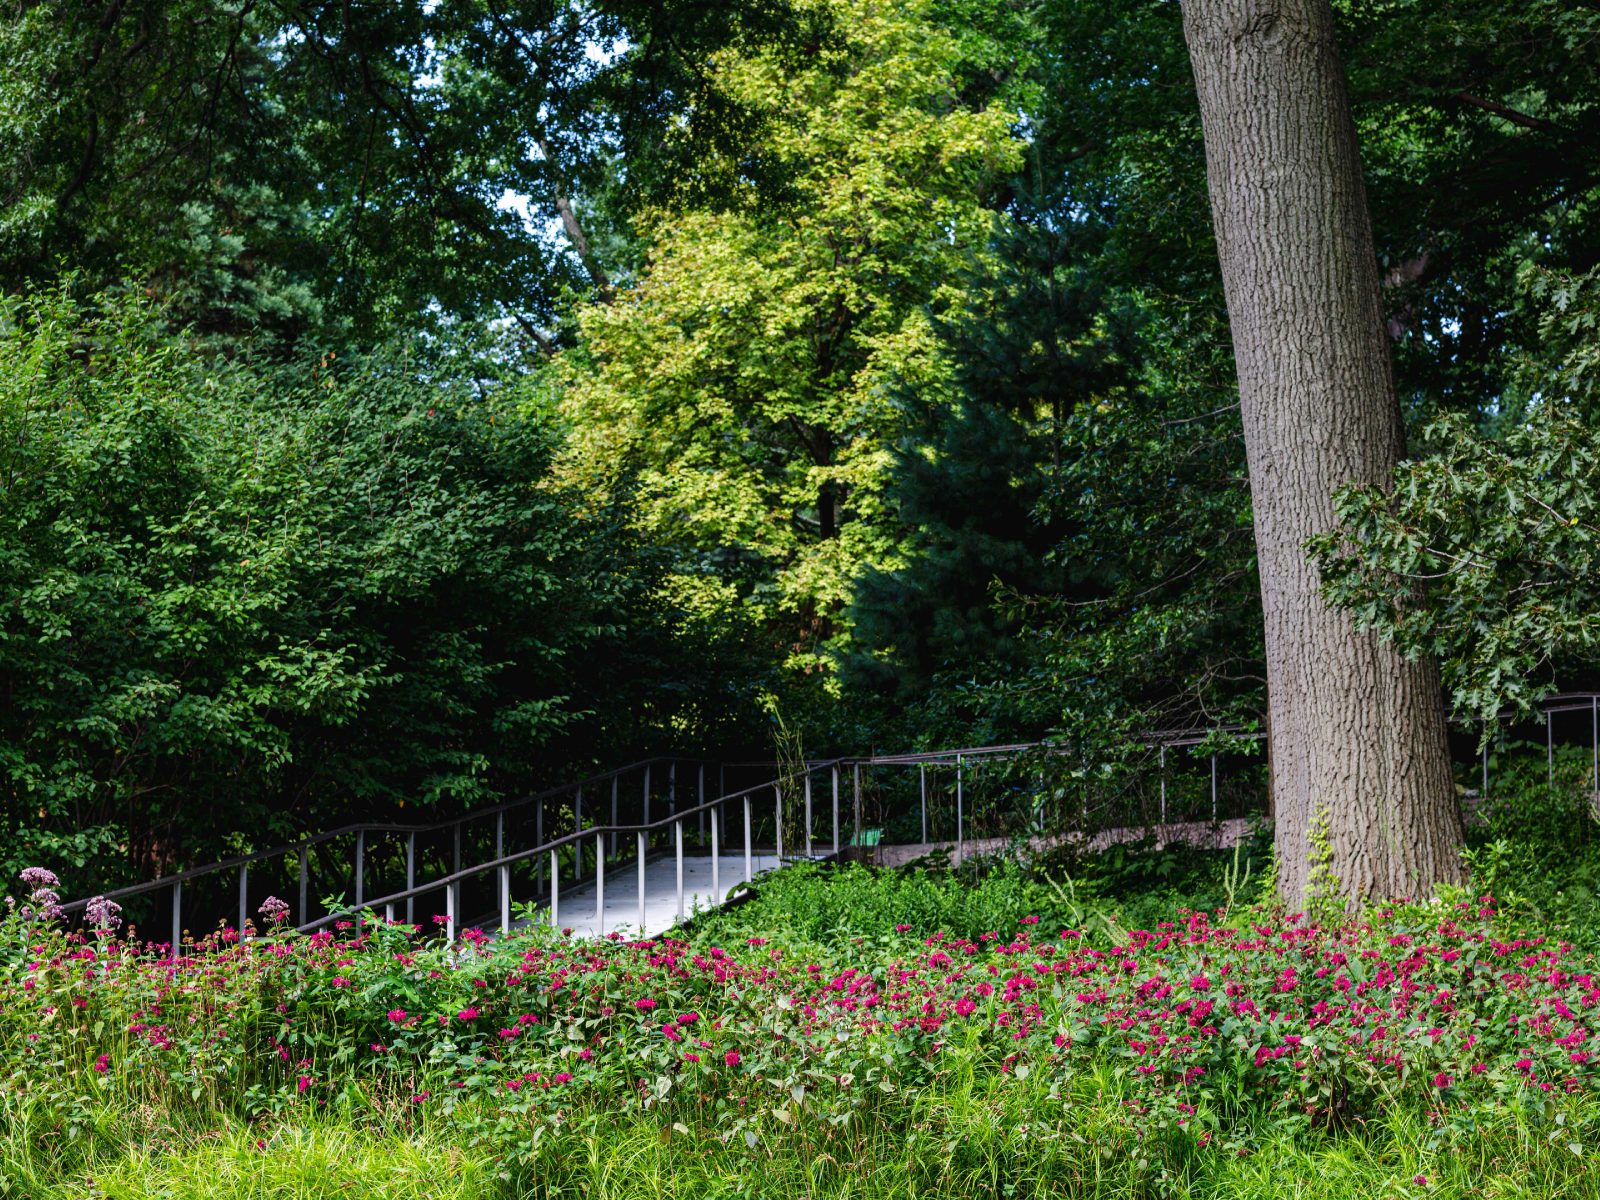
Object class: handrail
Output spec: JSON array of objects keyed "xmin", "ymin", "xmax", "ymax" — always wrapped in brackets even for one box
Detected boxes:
[
  {"xmin": 58, "ymin": 690, "xmax": 1600, "ymax": 938},
  {"xmin": 56, "ymin": 753, "xmax": 711, "ymax": 918},
  {"xmin": 295, "ymin": 761, "xmax": 852, "ymax": 934}
]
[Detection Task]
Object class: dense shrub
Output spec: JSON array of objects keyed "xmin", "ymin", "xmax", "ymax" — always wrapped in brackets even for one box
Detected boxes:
[{"xmin": 0, "ymin": 292, "xmax": 754, "ymax": 888}]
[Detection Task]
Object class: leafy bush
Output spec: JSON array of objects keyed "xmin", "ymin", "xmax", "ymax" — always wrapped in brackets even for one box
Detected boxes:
[{"xmin": 0, "ymin": 291, "xmax": 746, "ymax": 887}]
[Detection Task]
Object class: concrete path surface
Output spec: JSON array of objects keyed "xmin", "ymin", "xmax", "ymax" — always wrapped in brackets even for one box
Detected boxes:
[{"xmin": 520, "ymin": 851, "xmax": 783, "ymax": 938}]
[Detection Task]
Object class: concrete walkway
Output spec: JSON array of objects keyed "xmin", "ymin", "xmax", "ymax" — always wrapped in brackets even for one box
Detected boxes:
[
  {"xmin": 501, "ymin": 818, "xmax": 1252, "ymax": 938},
  {"xmin": 522, "ymin": 851, "xmax": 783, "ymax": 938}
]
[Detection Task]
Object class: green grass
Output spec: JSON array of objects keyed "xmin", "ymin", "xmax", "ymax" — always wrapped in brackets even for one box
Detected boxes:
[{"xmin": 5, "ymin": 1070, "xmax": 1598, "ymax": 1199}]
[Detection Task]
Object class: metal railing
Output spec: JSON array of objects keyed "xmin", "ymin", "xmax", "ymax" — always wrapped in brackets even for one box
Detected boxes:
[{"xmin": 56, "ymin": 691, "xmax": 1600, "ymax": 949}]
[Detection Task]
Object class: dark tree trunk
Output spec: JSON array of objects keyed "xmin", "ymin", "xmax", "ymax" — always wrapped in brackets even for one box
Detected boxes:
[{"xmin": 1180, "ymin": 0, "xmax": 1464, "ymax": 904}]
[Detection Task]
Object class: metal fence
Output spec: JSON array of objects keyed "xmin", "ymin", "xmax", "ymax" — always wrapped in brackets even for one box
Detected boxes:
[{"xmin": 56, "ymin": 692, "xmax": 1600, "ymax": 948}]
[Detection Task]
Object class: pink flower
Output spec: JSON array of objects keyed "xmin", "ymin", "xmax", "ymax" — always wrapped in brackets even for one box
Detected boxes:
[
  {"xmin": 1432, "ymin": 1072, "xmax": 1451, "ymax": 1088},
  {"xmin": 457, "ymin": 1008, "xmax": 479, "ymax": 1022},
  {"xmin": 386, "ymin": 1009, "xmax": 408, "ymax": 1023},
  {"xmin": 297, "ymin": 1075, "xmax": 312, "ymax": 1094},
  {"xmin": 724, "ymin": 1051, "xmax": 741, "ymax": 1067},
  {"xmin": 92, "ymin": 1054, "xmax": 110, "ymax": 1073},
  {"xmin": 634, "ymin": 998, "xmax": 657, "ymax": 1011}
]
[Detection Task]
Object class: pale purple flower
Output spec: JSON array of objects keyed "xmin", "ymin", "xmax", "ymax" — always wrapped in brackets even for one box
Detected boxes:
[
  {"xmin": 17, "ymin": 867, "xmax": 62, "ymax": 922},
  {"xmin": 19, "ymin": 867, "xmax": 59, "ymax": 891},
  {"xmin": 85, "ymin": 895, "xmax": 122, "ymax": 933},
  {"xmin": 258, "ymin": 896, "xmax": 291, "ymax": 924}
]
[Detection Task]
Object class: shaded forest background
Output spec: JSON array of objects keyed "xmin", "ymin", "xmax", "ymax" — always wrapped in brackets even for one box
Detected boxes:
[{"xmin": 4, "ymin": 0, "xmax": 1600, "ymax": 887}]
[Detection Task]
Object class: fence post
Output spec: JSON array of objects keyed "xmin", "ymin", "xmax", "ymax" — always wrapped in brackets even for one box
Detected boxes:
[
  {"xmin": 698, "ymin": 763, "xmax": 706, "ymax": 847},
  {"xmin": 499, "ymin": 864, "xmax": 511, "ymax": 936},
  {"xmin": 535, "ymin": 800, "xmax": 545, "ymax": 893},
  {"xmin": 496, "ymin": 810, "xmax": 504, "ymax": 859},
  {"xmin": 549, "ymin": 849, "xmax": 559, "ymax": 930},
  {"xmin": 238, "ymin": 864, "xmax": 248, "ymax": 937},
  {"xmin": 711, "ymin": 805, "xmax": 720, "ymax": 906},
  {"xmin": 919, "ymin": 764, "xmax": 927, "ymax": 844},
  {"xmin": 172, "ymin": 880, "xmax": 182, "ymax": 958},
  {"xmin": 775, "ymin": 785, "xmax": 783, "ymax": 860},
  {"xmin": 446, "ymin": 879, "xmax": 457, "ymax": 943},
  {"xmin": 804, "ymin": 772, "xmax": 813, "ymax": 857},
  {"xmin": 574, "ymin": 787, "xmax": 584, "ymax": 880},
  {"xmin": 676, "ymin": 819, "xmax": 685, "ymax": 924},
  {"xmin": 595, "ymin": 833, "xmax": 605, "ymax": 935},
  {"xmin": 955, "ymin": 755, "xmax": 964, "ymax": 865},
  {"xmin": 298, "ymin": 848, "xmax": 308, "ymax": 927},
  {"xmin": 611, "ymin": 775, "xmax": 620, "ymax": 859},
  {"xmin": 643, "ymin": 764, "xmax": 652, "ymax": 836},
  {"xmin": 405, "ymin": 833, "xmax": 416, "ymax": 927},
  {"xmin": 1211, "ymin": 754, "xmax": 1218, "ymax": 822},
  {"xmin": 744, "ymin": 794, "xmax": 753, "ymax": 885},
  {"xmin": 637, "ymin": 831, "xmax": 647, "ymax": 934},
  {"xmin": 853, "ymin": 763, "xmax": 862, "ymax": 850},
  {"xmin": 1549, "ymin": 712, "xmax": 1555, "ymax": 787},
  {"xmin": 832, "ymin": 765, "xmax": 840, "ymax": 855},
  {"xmin": 355, "ymin": 830, "xmax": 365, "ymax": 909},
  {"xmin": 1160, "ymin": 745, "xmax": 1167, "ymax": 825},
  {"xmin": 452, "ymin": 822, "xmax": 462, "ymax": 875}
]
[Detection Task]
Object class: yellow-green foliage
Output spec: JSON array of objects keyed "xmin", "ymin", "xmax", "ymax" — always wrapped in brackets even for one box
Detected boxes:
[{"xmin": 553, "ymin": 0, "xmax": 1025, "ymax": 678}]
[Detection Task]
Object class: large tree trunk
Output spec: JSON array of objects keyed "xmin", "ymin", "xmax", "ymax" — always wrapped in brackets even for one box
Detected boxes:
[{"xmin": 1180, "ymin": 0, "xmax": 1464, "ymax": 904}]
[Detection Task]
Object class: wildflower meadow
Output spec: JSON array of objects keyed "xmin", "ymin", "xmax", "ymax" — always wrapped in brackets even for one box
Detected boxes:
[{"xmin": 4, "ymin": 853, "xmax": 1600, "ymax": 1198}]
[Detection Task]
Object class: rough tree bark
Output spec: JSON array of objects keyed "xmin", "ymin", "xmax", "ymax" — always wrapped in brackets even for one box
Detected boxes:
[{"xmin": 1179, "ymin": 0, "xmax": 1464, "ymax": 904}]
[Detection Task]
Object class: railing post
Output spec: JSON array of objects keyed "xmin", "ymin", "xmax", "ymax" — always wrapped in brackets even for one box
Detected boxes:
[
  {"xmin": 238, "ymin": 864, "xmax": 248, "ymax": 937},
  {"xmin": 744, "ymin": 794, "xmax": 753, "ymax": 885},
  {"xmin": 669, "ymin": 762, "xmax": 676, "ymax": 816},
  {"xmin": 446, "ymin": 879, "xmax": 457, "ymax": 943},
  {"xmin": 499, "ymin": 864, "xmax": 511, "ymax": 936},
  {"xmin": 595, "ymin": 833, "xmax": 605, "ymax": 935},
  {"xmin": 405, "ymin": 833, "xmax": 416, "ymax": 926},
  {"xmin": 1549, "ymin": 712, "xmax": 1555, "ymax": 787},
  {"xmin": 804, "ymin": 772, "xmax": 813, "ymax": 857},
  {"xmin": 775, "ymin": 785, "xmax": 783, "ymax": 860},
  {"xmin": 574, "ymin": 787, "xmax": 584, "ymax": 880},
  {"xmin": 355, "ymin": 830, "xmax": 365, "ymax": 909},
  {"xmin": 452, "ymin": 822, "xmax": 462, "ymax": 875},
  {"xmin": 853, "ymin": 763, "xmax": 863, "ymax": 851},
  {"xmin": 496, "ymin": 810, "xmax": 504, "ymax": 859},
  {"xmin": 919, "ymin": 764, "xmax": 927, "ymax": 844},
  {"xmin": 549, "ymin": 849, "xmax": 559, "ymax": 929},
  {"xmin": 298, "ymin": 848, "xmax": 308, "ymax": 926},
  {"xmin": 955, "ymin": 754, "xmax": 964, "ymax": 865},
  {"xmin": 698, "ymin": 763, "xmax": 706, "ymax": 847},
  {"xmin": 831, "ymin": 765, "xmax": 840, "ymax": 855},
  {"xmin": 711, "ymin": 805, "xmax": 721, "ymax": 906},
  {"xmin": 385, "ymin": 902, "xmax": 394, "ymax": 924},
  {"xmin": 1160, "ymin": 745, "xmax": 1167, "ymax": 824},
  {"xmin": 643, "ymin": 764, "xmax": 652, "ymax": 836},
  {"xmin": 535, "ymin": 799, "xmax": 545, "ymax": 893},
  {"xmin": 172, "ymin": 879, "xmax": 182, "ymax": 958},
  {"xmin": 637, "ymin": 831, "xmax": 647, "ymax": 933},
  {"xmin": 611, "ymin": 775, "xmax": 620, "ymax": 859},
  {"xmin": 675, "ymin": 818, "xmax": 685, "ymax": 924},
  {"xmin": 1482, "ymin": 735, "xmax": 1489, "ymax": 798},
  {"xmin": 1211, "ymin": 754, "xmax": 1218, "ymax": 822}
]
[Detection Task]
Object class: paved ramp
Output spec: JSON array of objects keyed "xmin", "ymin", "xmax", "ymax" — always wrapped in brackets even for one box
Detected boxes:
[{"xmin": 524, "ymin": 851, "xmax": 783, "ymax": 938}]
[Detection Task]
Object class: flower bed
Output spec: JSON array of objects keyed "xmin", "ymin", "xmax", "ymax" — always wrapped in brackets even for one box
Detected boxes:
[{"xmin": 4, "ymin": 867, "xmax": 1598, "ymax": 1166}]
